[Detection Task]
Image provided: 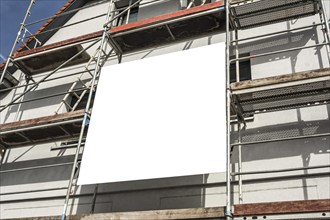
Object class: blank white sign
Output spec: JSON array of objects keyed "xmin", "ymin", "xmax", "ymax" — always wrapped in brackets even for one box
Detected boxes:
[{"xmin": 78, "ymin": 43, "xmax": 226, "ymax": 185}]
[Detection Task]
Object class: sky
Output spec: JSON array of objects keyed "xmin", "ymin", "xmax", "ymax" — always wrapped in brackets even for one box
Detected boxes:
[{"xmin": 0, "ymin": 0, "xmax": 68, "ymax": 60}]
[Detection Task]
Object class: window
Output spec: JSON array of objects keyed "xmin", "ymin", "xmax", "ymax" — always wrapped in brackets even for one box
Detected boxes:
[
  {"xmin": 116, "ymin": 7, "xmax": 139, "ymax": 26},
  {"xmin": 115, "ymin": 0, "xmax": 139, "ymax": 27},
  {"xmin": 182, "ymin": 0, "xmax": 212, "ymax": 9},
  {"xmin": 192, "ymin": 0, "xmax": 212, "ymax": 7},
  {"xmin": 230, "ymin": 53, "xmax": 251, "ymax": 83},
  {"xmin": 69, "ymin": 90, "xmax": 95, "ymax": 111}
]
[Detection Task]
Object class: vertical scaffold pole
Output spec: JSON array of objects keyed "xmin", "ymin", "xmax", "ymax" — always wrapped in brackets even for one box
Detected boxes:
[
  {"xmin": 320, "ymin": 0, "xmax": 330, "ymax": 43},
  {"xmin": 60, "ymin": 1, "xmax": 115, "ymax": 220},
  {"xmin": 237, "ymin": 122, "xmax": 243, "ymax": 204},
  {"xmin": 225, "ymin": 0, "xmax": 232, "ymax": 218},
  {"xmin": 319, "ymin": 0, "xmax": 330, "ymax": 61},
  {"xmin": 0, "ymin": 0, "xmax": 35, "ymax": 86},
  {"xmin": 235, "ymin": 30, "xmax": 239, "ymax": 82},
  {"xmin": 234, "ymin": 29, "xmax": 243, "ymax": 204}
]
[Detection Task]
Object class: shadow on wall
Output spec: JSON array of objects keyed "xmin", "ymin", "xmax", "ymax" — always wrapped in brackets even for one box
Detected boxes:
[
  {"xmin": 230, "ymin": 105, "xmax": 330, "ymax": 201},
  {"xmin": 236, "ymin": 26, "xmax": 327, "ymax": 74},
  {"xmin": 0, "ymin": 154, "xmax": 75, "ymax": 186},
  {"xmin": 231, "ymin": 106, "xmax": 330, "ymax": 163},
  {"xmin": 0, "ymin": 148, "xmax": 211, "ymax": 215},
  {"xmin": 73, "ymin": 174, "xmax": 211, "ymax": 214},
  {"xmin": 1, "ymin": 82, "xmax": 79, "ymax": 123}
]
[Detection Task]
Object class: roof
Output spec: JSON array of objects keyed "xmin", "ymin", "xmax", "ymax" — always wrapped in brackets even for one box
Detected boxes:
[{"xmin": 16, "ymin": 0, "xmax": 76, "ymax": 53}]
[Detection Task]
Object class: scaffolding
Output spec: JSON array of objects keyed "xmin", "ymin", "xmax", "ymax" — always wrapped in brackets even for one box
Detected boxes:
[
  {"xmin": 226, "ymin": 0, "xmax": 330, "ymax": 218},
  {"xmin": 0, "ymin": 0, "xmax": 330, "ymax": 219}
]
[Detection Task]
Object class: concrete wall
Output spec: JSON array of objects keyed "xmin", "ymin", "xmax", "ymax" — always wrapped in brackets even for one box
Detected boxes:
[{"xmin": 0, "ymin": 0, "xmax": 329, "ymax": 218}]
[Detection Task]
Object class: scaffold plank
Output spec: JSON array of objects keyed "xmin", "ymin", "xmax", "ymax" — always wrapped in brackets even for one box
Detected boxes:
[
  {"xmin": 234, "ymin": 199, "xmax": 330, "ymax": 216},
  {"xmin": 231, "ymin": 68, "xmax": 330, "ymax": 91},
  {"xmin": 230, "ymin": 0, "xmax": 319, "ymax": 29},
  {"xmin": 1, "ymin": 207, "xmax": 225, "ymax": 220},
  {"xmin": 77, "ymin": 207, "xmax": 225, "ymax": 220},
  {"xmin": 14, "ymin": 31, "xmax": 102, "ymax": 59},
  {"xmin": 2, "ymin": 207, "xmax": 225, "ymax": 220},
  {"xmin": 0, "ymin": 110, "xmax": 84, "ymax": 148},
  {"xmin": 12, "ymin": 1, "xmax": 225, "ymax": 61},
  {"xmin": 230, "ymin": 68, "xmax": 330, "ymax": 114},
  {"xmin": 2, "ymin": 200, "xmax": 330, "ymax": 219},
  {"xmin": 110, "ymin": 1, "xmax": 224, "ymax": 33},
  {"xmin": 0, "ymin": 110, "xmax": 83, "ymax": 131}
]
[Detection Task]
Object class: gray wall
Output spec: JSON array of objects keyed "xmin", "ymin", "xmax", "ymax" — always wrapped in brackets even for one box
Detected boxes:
[{"xmin": 0, "ymin": 0, "xmax": 329, "ymax": 218}]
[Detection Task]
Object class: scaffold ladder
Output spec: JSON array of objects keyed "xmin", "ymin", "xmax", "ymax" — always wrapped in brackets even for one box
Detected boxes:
[
  {"xmin": 54, "ymin": 45, "xmax": 114, "ymax": 114},
  {"xmin": 60, "ymin": 1, "xmax": 117, "ymax": 219}
]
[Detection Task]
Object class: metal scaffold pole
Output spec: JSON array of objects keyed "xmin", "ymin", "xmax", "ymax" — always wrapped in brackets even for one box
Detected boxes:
[
  {"xmin": 60, "ymin": 1, "xmax": 115, "ymax": 219},
  {"xmin": 320, "ymin": 0, "xmax": 330, "ymax": 43},
  {"xmin": 319, "ymin": 0, "xmax": 330, "ymax": 59},
  {"xmin": 234, "ymin": 27, "xmax": 244, "ymax": 205},
  {"xmin": 237, "ymin": 122, "xmax": 243, "ymax": 204},
  {"xmin": 225, "ymin": 0, "xmax": 232, "ymax": 218}
]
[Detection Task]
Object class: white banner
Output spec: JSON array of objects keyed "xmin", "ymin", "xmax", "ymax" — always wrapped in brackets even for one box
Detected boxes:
[{"xmin": 78, "ymin": 43, "xmax": 226, "ymax": 185}]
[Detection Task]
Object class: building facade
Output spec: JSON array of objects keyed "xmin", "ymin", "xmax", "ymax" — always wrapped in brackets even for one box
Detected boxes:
[{"xmin": 0, "ymin": 0, "xmax": 329, "ymax": 219}]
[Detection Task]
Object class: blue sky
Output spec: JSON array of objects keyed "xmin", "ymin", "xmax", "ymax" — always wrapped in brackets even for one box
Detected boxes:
[{"xmin": 0, "ymin": 0, "xmax": 68, "ymax": 60}]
